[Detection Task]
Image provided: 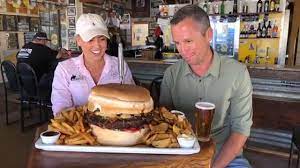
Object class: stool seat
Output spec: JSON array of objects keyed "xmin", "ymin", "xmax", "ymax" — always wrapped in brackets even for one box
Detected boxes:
[{"xmin": 288, "ymin": 127, "xmax": 300, "ymax": 168}]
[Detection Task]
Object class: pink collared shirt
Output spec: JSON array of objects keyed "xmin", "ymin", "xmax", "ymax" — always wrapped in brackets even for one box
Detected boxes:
[{"xmin": 51, "ymin": 53, "xmax": 135, "ymax": 116}]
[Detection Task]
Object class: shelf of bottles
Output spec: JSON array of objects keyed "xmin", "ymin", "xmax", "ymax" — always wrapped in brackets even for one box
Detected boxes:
[
  {"xmin": 198, "ymin": 0, "xmax": 284, "ymax": 65},
  {"xmin": 197, "ymin": 0, "xmax": 281, "ymax": 16}
]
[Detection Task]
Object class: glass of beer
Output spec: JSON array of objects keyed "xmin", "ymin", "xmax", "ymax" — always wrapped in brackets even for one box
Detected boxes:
[{"xmin": 194, "ymin": 102, "xmax": 215, "ymax": 142}]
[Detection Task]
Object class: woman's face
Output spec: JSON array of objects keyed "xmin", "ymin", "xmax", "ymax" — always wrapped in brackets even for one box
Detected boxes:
[{"xmin": 76, "ymin": 35, "xmax": 108, "ymax": 61}]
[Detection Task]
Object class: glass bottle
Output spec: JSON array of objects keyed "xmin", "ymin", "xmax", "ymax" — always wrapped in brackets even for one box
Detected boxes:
[
  {"xmin": 257, "ymin": 0, "xmax": 263, "ymax": 13},
  {"xmin": 233, "ymin": 0, "xmax": 237, "ymax": 14},
  {"xmin": 220, "ymin": 0, "xmax": 225, "ymax": 15},
  {"xmin": 203, "ymin": 1, "xmax": 208, "ymax": 13},
  {"xmin": 264, "ymin": 0, "xmax": 270, "ymax": 12},
  {"xmin": 267, "ymin": 21, "xmax": 272, "ymax": 38},
  {"xmin": 261, "ymin": 21, "xmax": 267, "ymax": 38},
  {"xmin": 275, "ymin": 0, "xmax": 280, "ymax": 11},
  {"xmin": 270, "ymin": 0, "xmax": 276, "ymax": 12},
  {"xmin": 272, "ymin": 20, "xmax": 278, "ymax": 37},
  {"xmin": 256, "ymin": 22, "xmax": 262, "ymax": 38}
]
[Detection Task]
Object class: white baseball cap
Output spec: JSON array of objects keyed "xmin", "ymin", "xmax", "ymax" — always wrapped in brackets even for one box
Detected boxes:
[{"xmin": 75, "ymin": 13, "xmax": 110, "ymax": 42}]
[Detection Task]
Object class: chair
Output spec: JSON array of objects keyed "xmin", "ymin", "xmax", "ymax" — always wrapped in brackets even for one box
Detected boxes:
[
  {"xmin": 0, "ymin": 60, "xmax": 19, "ymax": 125},
  {"xmin": 149, "ymin": 76, "xmax": 163, "ymax": 108},
  {"xmin": 16, "ymin": 62, "xmax": 46, "ymax": 131},
  {"xmin": 288, "ymin": 127, "xmax": 300, "ymax": 168},
  {"xmin": 133, "ymin": 76, "xmax": 143, "ymax": 86}
]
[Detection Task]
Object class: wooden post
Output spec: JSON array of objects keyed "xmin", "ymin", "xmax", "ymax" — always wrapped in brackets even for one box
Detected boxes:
[{"xmin": 287, "ymin": 1, "xmax": 300, "ymax": 66}]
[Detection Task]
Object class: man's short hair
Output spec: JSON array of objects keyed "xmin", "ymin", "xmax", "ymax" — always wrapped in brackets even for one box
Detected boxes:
[{"xmin": 170, "ymin": 5, "xmax": 210, "ymax": 34}]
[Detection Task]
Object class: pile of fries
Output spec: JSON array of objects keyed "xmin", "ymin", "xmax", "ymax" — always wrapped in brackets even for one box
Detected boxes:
[
  {"xmin": 143, "ymin": 107, "xmax": 194, "ymax": 148},
  {"xmin": 48, "ymin": 106, "xmax": 97, "ymax": 145}
]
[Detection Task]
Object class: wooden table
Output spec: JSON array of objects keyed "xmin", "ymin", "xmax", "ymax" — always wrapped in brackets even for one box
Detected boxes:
[{"xmin": 27, "ymin": 126, "xmax": 215, "ymax": 168}]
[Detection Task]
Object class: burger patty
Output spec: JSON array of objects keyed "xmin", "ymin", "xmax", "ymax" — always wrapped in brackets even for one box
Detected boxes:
[{"xmin": 84, "ymin": 112, "xmax": 153, "ymax": 130}]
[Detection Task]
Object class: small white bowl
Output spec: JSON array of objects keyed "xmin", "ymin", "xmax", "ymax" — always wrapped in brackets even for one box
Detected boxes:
[
  {"xmin": 40, "ymin": 130, "xmax": 61, "ymax": 144},
  {"xmin": 171, "ymin": 110, "xmax": 185, "ymax": 116},
  {"xmin": 177, "ymin": 134, "xmax": 196, "ymax": 148},
  {"xmin": 171, "ymin": 110, "xmax": 186, "ymax": 121}
]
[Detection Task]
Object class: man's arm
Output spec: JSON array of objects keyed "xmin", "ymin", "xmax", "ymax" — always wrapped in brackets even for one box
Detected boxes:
[
  {"xmin": 214, "ymin": 65, "xmax": 253, "ymax": 167},
  {"xmin": 213, "ymin": 132, "xmax": 248, "ymax": 168}
]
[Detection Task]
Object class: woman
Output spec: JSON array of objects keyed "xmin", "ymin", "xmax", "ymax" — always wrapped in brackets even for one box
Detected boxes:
[{"xmin": 51, "ymin": 14, "xmax": 135, "ymax": 116}]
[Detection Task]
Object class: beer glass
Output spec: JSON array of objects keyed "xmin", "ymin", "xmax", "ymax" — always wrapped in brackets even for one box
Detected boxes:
[{"xmin": 194, "ymin": 102, "xmax": 215, "ymax": 142}]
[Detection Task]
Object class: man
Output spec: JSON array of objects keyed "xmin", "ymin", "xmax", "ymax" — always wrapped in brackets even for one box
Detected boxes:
[
  {"xmin": 17, "ymin": 32, "xmax": 70, "ymax": 80},
  {"xmin": 17, "ymin": 32, "xmax": 70, "ymax": 98},
  {"xmin": 159, "ymin": 5, "xmax": 253, "ymax": 168}
]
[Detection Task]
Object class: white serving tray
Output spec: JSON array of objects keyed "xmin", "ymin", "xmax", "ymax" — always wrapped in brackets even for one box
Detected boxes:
[{"xmin": 35, "ymin": 138, "xmax": 200, "ymax": 155}]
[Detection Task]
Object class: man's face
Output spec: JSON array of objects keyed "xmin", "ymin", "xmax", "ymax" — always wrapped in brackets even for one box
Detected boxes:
[
  {"xmin": 171, "ymin": 18, "xmax": 212, "ymax": 66},
  {"xmin": 76, "ymin": 35, "xmax": 107, "ymax": 60}
]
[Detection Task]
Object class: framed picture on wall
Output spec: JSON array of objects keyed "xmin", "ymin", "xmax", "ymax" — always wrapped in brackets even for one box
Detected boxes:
[
  {"xmin": 7, "ymin": 33, "xmax": 19, "ymax": 50},
  {"xmin": 68, "ymin": 37, "xmax": 77, "ymax": 49},
  {"xmin": 132, "ymin": 0, "xmax": 150, "ymax": 17},
  {"xmin": 4, "ymin": 15, "xmax": 17, "ymax": 31},
  {"xmin": 68, "ymin": 29, "xmax": 75, "ymax": 38},
  {"xmin": 67, "ymin": 6, "xmax": 76, "ymax": 16},
  {"xmin": 68, "ymin": 17, "xmax": 75, "ymax": 28},
  {"xmin": 68, "ymin": 0, "xmax": 75, "ymax": 6}
]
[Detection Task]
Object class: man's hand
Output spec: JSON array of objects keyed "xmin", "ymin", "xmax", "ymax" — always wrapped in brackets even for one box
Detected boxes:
[
  {"xmin": 57, "ymin": 48, "xmax": 71, "ymax": 59},
  {"xmin": 212, "ymin": 132, "xmax": 248, "ymax": 168}
]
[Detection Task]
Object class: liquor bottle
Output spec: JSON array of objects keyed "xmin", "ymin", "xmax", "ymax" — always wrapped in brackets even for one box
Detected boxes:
[
  {"xmin": 257, "ymin": 0, "xmax": 263, "ymax": 13},
  {"xmin": 272, "ymin": 20, "xmax": 278, "ymax": 37},
  {"xmin": 233, "ymin": 0, "xmax": 238, "ymax": 13},
  {"xmin": 261, "ymin": 21, "xmax": 267, "ymax": 38},
  {"xmin": 270, "ymin": 0, "xmax": 276, "ymax": 12},
  {"xmin": 203, "ymin": 1, "xmax": 208, "ymax": 13},
  {"xmin": 267, "ymin": 21, "xmax": 272, "ymax": 38},
  {"xmin": 220, "ymin": 0, "xmax": 225, "ymax": 15},
  {"xmin": 264, "ymin": 0, "xmax": 269, "ymax": 12},
  {"xmin": 256, "ymin": 22, "xmax": 262, "ymax": 38},
  {"xmin": 214, "ymin": 3, "xmax": 219, "ymax": 14},
  {"xmin": 275, "ymin": 0, "xmax": 280, "ymax": 11},
  {"xmin": 242, "ymin": 2, "xmax": 248, "ymax": 13}
]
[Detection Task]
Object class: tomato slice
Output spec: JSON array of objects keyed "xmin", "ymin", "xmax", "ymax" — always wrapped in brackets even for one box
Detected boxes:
[{"xmin": 123, "ymin": 127, "xmax": 140, "ymax": 132}]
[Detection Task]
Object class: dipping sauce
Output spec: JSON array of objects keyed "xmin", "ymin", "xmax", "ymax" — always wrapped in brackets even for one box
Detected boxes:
[
  {"xmin": 40, "ymin": 130, "xmax": 61, "ymax": 144},
  {"xmin": 177, "ymin": 134, "xmax": 196, "ymax": 148},
  {"xmin": 42, "ymin": 131, "xmax": 59, "ymax": 136}
]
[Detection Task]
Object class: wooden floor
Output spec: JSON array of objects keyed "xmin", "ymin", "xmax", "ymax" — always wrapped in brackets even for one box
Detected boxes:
[{"xmin": 0, "ymin": 84, "xmax": 293, "ymax": 168}]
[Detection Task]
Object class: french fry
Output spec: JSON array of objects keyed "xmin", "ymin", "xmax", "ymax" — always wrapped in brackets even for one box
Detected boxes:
[
  {"xmin": 146, "ymin": 134, "xmax": 157, "ymax": 146},
  {"xmin": 154, "ymin": 133, "xmax": 170, "ymax": 141},
  {"xmin": 51, "ymin": 120, "xmax": 73, "ymax": 135},
  {"xmin": 78, "ymin": 117, "xmax": 85, "ymax": 132},
  {"xmin": 75, "ymin": 111, "xmax": 81, "ymax": 121},
  {"xmin": 152, "ymin": 138, "xmax": 171, "ymax": 148},
  {"xmin": 61, "ymin": 122, "xmax": 76, "ymax": 134},
  {"xmin": 65, "ymin": 135, "xmax": 84, "ymax": 144},
  {"xmin": 80, "ymin": 132, "xmax": 96, "ymax": 145},
  {"xmin": 168, "ymin": 142, "xmax": 180, "ymax": 148},
  {"xmin": 66, "ymin": 139, "xmax": 89, "ymax": 145},
  {"xmin": 55, "ymin": 139, "xmax": 64, "ymax": 145}
]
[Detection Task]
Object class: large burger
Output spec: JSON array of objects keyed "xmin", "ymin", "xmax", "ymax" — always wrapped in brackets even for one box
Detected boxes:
[{"xmin": 84, "ymin": 83, "xmax": 154, "ymax": 146}]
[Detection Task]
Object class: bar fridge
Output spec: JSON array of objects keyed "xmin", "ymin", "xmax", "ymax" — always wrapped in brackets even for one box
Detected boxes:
[{"xmin": 210, "ymin": 16, "xmax": 240, "ymax": 60}]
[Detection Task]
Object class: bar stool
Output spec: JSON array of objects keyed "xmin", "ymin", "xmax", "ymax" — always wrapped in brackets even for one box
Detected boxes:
[{"xmin": 288, "ymin": 127, "xmax": 300, "ymax": 168}]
